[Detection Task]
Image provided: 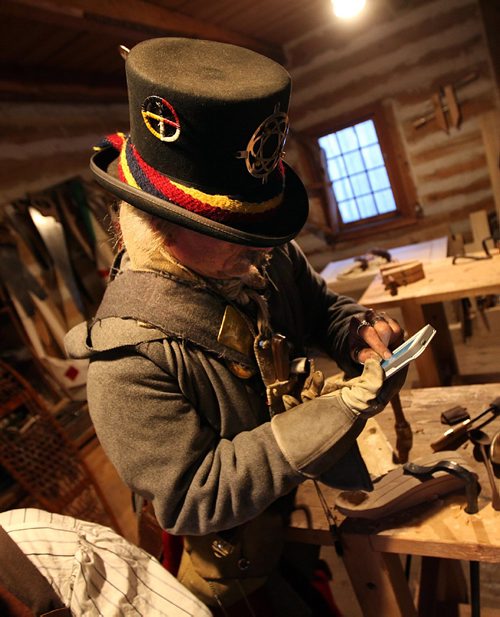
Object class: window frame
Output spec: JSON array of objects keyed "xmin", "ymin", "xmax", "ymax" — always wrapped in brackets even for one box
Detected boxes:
[{"xmin": 304, "ymin": 102, "xmax": 418, "ymax": 240}]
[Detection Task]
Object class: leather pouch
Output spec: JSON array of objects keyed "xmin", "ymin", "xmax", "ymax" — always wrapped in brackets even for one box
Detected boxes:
[{"xmin": 178, "ymin": 509, "xmax": 285, "ymax": 607}]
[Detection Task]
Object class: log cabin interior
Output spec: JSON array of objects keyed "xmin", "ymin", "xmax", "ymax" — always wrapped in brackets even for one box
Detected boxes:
[{"xmin": 0, "ymin": 0, "xmax": 499, "ymax": 615}]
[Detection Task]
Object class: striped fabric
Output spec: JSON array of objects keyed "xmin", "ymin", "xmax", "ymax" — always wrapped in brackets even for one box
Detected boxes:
[{"xmin": 0, "ymin": 508, "xmax": 212, "ymax": 617}]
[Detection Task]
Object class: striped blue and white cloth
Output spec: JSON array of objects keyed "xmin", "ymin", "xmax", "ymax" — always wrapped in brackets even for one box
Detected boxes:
[{"xmin": 0, "ymin": 508, "xmax": 212, "ymax": 617}]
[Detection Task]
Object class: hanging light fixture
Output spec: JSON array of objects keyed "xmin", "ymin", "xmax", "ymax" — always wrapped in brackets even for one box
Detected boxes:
[{"xmin": 332, "ymin": 0, "xmax": 366, "ymax": 19}]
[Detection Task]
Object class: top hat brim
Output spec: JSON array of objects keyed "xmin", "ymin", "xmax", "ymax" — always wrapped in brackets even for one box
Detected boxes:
[{"xmin": 90, "ymin": 147, "xmax": 309, "ymax": 247}]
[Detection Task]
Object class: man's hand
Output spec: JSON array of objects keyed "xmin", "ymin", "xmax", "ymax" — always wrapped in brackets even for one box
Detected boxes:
[{"xmin": 349, "ymin": 309, "xmax": 404, "ymax": 364}]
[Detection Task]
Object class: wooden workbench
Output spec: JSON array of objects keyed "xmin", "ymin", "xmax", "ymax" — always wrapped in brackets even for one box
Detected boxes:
[
  {"xmin": 358, "ymin": 252, "xmax": 500, "ymax": 386},
  {"xmin": 289, "ymin": 383, "xmax": 500, "ymax": 617},
  {"xmin": 320, "ymin": 237, "xmax": 448, "ymax": 300}
]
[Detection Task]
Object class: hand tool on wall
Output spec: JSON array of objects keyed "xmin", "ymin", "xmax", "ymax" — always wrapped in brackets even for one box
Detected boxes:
[{"xmin": 412, "ymin": 71, "xmax": 478, "ymax": 132}]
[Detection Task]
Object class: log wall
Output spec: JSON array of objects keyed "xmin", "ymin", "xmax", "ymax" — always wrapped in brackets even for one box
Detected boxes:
[
  {"xmin": 0, "ymin": 102, "xmax": 129, "ymax": 204},
  {"xmin": 0, "ymin": 0, "xmax": 498, "ymax": 272},
  {"xmin": 285, "ymin": 0, "xmax": 499, "ymax": 267}
]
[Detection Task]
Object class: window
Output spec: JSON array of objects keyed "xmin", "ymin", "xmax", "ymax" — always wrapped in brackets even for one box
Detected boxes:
[
  {"xmin": 309, "ymin": 105, "xmax": 417, "ymax": 237},
  {"xmin": 319, "ymin": 119, "xmax": 397, "ymax": 224}
]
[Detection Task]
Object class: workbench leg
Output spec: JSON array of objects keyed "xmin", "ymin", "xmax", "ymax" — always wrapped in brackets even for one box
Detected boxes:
[
  {"xmin": 341, "ymin": 532, "xmax": 417, "ymax": 617},
  {"xmin": 400, "ymin": 301, "xmax": 441, "ymax": 387},
  {"xmin": 417, "ymin": 557, "xmax": 468, "ymax": 617},
  {"xmin": 422, "ymin": 303, "xmax": 459, "ymax": 385}
]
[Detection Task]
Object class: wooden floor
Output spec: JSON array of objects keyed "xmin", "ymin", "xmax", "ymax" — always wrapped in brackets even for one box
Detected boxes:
[
  {"xmin": 84, "ymin": 304, "xmax": 500, "ymax": 615},
  {"xmin": 83, "ymin": 441, "xmax": 138, "ymax": 544}
]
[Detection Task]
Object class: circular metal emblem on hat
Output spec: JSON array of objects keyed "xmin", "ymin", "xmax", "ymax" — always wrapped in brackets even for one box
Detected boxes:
[
  {"xmin": 141, "ymin": 96, "xmax": 181, "ymax": 142},
  {"xmin": 237, "ymin": 104, "xmax": 289, "ymax": 182}
]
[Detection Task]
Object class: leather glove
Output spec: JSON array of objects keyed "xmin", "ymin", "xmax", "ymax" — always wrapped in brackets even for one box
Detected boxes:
[
  {"xmin": 322, "ymin": 359, "xmax": 387, "ymax": 417},
  {"xmin": 322, "ymin": 358, "xmax": 408, "ymax": 416},
  {"xmin": 271, "ymin": 359, "xmax": 390, "ymax": 479},
  {"xmin": 283, "ymin": 357, "xmax": 407, "ymax": 415}
]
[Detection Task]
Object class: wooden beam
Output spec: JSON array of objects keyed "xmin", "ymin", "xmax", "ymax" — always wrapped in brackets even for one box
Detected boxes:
[
  {"xmin": 0, "ymin": 76, "xmax": 127, "ymax": 102},
  {"xmin": 5, "ymin": 0, "xmax": 283, "ymax": 62},
  {"xmin": 1, "ymin": 0, "xmax": 149, "ymax": 45}
]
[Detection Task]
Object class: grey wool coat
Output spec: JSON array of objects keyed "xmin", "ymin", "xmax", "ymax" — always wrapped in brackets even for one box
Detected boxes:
[{"xmin": 65, "ymin": 241, "xmax": 374, "ymax": 536}]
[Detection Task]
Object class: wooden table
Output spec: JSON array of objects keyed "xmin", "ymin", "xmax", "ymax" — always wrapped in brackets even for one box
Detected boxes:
[
  {"xmin": 289, "ymin": 383, "xmax": 500, "ymax": 617},
  {"xmin": 358, "ymin": 252, "xmax": 500, "ymax": 387},
  {"xmin": 320, "ymin": 237, "xmax": 448, "ymax": 300}
]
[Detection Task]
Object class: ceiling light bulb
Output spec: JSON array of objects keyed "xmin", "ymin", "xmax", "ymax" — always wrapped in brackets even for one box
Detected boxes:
[{"xmin": 332, "ymin": 0, "xmax": 366, "ymax": 19}]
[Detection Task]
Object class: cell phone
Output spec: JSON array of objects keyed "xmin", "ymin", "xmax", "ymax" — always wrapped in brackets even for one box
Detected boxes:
[{"xmin": 381, "ymin": 324, "xmax": 436, "ymax": 378}]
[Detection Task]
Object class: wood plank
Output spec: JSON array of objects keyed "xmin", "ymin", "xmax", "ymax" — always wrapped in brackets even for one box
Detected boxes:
[
  {"xmin": 479, "ymin": 110, "xmax": 500, "ymax": 221},
  {"xmin": 420, "ymin": 176, "xmax": 492, "ymax": 206},
  {"xmin": 0, "ymin": 76, "xmax": 127, "ymax": 102},
  {"xmin": 410, "ymin": 131, "xmax": 483, "ymax": 165},
  {"xmin": 360, "ymin": 384, "xmax": 500, "ymax": 562},
  {"xmin": 417, "ymin": 154, "xmax": 487, "ymax": 184},
  {"xmin": 292, "ymin": 36, "xmax": 486, "ymax": 126},
  {"xmin": 418, "ymin": 557, "xmax": 468, "ymax": 617},
  {"xmin": 320, "ymin": 238, "xmax": 448, "ymax": 299},
  {"xmin": 84, "ymin": 440, "xmax": 138, "ymax": 544},
  {"xmin": 287, "ymin": 0, "xmax": 453, "ymax": 70},
  {"xmin": 0, "ymin": 104, "xmax": 129, "ymax": 143},
  {"xmin": 290, "ymin": 383, "xmax": 500, "ymax": 563},
  {"xmin": 341, "ymin": 531, "xmax": 417, "ymax": 617},
  {"xmin": 466, "ymin": 209, "xmax": 492, "ymax": 252},
  {"xmin": 399, "ymin": 300, "xmax": 441, "ymax": 387},
  {"xmin": 359, "ymin": 253, "xmax": 500, "ymax": 308},
  {"xmin": 421, "ymin": 302, "xmax": 458, "ymax": 386},
  {"xmin": 0, "ymin": 0, "xmax": 150, "ymax": 49},
  {"xmin": 20, "ymin": 0, "xmax": 282, "ymax": 60}
]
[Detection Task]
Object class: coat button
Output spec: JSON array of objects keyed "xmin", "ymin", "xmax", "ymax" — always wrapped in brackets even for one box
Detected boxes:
[{"xmin": 238, "ymin": 557, "xmax": 251, "ymax": 571}]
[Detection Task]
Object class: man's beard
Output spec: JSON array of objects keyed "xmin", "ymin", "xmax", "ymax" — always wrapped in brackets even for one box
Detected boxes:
[
  {"xmin": 207, "ymin": 250, "xmax": 271, "ymax": 301},
  {"xmin": 238, "ymin": 250, "xmax": 272, "ymax": 289}
]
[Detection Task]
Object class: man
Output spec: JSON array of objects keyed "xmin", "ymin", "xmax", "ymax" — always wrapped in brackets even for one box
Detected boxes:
[{"xmin": 65, "ymin": 37, "xmax": 406, "ymax": 616}]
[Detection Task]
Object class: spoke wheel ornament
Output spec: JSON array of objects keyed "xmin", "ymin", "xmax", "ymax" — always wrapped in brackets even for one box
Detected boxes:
[{"xmin": 237, "ymin": 104, "xmax": 289, "ymax": 182}]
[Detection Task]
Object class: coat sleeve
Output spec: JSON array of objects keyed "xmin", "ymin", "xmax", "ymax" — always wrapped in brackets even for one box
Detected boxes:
[
  {"xmin": 85, "ymin": 338, "xmax": 367, "ymax": 536},
  {"xmin": 280, "ymin": 241, "xmax": 368, "ymax": 375}
]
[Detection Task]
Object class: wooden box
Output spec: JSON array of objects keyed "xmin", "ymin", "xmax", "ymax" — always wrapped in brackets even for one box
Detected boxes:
[{"xmin": 380, "ymin": 260, "xmax": 425, "ymax": 287}]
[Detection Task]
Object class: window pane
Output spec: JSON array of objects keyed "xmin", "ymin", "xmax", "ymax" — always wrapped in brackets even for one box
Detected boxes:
[
  {"xmin": 327, "ymin": 157, "xmax": 346, "ymax": 181},
  {"xmin": 374, "ymin": 189, "xmax": 397, "ymax": 213},
  {"xmin": 368, "ymin": 166, "xmax": 390, "ymax": 191},
  {"xmin": 356, "ymin": 194, "xmax": 377, "ymax": 218},
  {"xmin": 319, "ymin": 116, "xmax": 398, "ymax": 225},
  {"xmin": 362, "ymin": 144, "xmax": 384, "ymax": 169},
  {"xmin": 355, "ymin": 120, "xmax": 378, "ymax": 146},
  {"xmin": 333, "ymin": 178, "xmax": 353, "ymax": 201},
  {"xmin": 336, "ymin": 127, "xmax": 358, "ymax": 152},
  {"xmin": 339, "ymin": 200, "xmax": 359, "ymax": 223},
  {"xmin": 350, "ymin": 172, "xmax": 370, "ymax": 196},
  {"xmin": 344, "ymin": 151, "xmax": 364, "ymax": 175},
  {"xmin": 319, "ymin": 134, "xmax": 340, "ymax": 158}
]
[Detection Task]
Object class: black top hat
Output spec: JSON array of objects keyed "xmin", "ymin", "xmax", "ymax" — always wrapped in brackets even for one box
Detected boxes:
[{"xmin": 91, "ymin": 37, "xmax": 309, "ymax": 246}]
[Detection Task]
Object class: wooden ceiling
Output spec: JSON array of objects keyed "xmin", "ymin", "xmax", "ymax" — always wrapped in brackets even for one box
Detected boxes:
[
  {"xmin": 0, "ymin": 0, "xmax": 317, "ymax": 102},
  {"xmin": 0, "ymin": 0, "xmax": 412, "ymax": 103}
]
